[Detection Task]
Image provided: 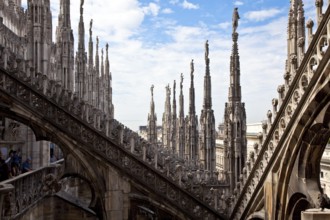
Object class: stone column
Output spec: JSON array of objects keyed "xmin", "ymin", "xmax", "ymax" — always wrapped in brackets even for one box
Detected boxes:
[
  {"xmin": 24, "ymin": 128, "xmax": 50, "ymax": 168},
  {"xmin": 306, "ymin": 19, "xmax": 314, "ymax": 45},
  {"xmin": 39, "ymin": 141, "xmax": 50, "ymax": 166},
  {"xmin": 104, "ymin": 165, "xmax": 131, "ymax": 220}
]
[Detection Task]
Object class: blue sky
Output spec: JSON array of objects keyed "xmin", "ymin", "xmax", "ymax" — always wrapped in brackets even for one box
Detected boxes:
[{"xmin": 23, "ymin": 0, "xmax": 318, "ymax": 131}]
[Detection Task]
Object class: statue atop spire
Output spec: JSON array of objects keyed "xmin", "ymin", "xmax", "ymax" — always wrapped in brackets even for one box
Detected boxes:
[
  {"xmin": 187, "ymin": 58, "xmax": 198, "ymax": 161},
  {"xmin": 200, "ymin": 39, "xmax": 215, "ymax": 171},
  {"xmin": 151, "ymin": 84, "xmax": 154, "ymax": 98},
  {"xmin": 165, "ymin": 84, "xmax": 171, "ymax": 99},
  {"xmin": 162, "ymin": 83, "xmax": 172, "ymax": 148},
  {"xmin": 89, "ymin": 19, "xmax": 93, "ymax": 36},
  {"xmin": 232, "ymin": 7, "xmax": 240, "ymax": 33},
  {"xmin": 148, "ymin": 84, "xmax": 157, "ymax": 146},
  {"xmin": 80, "ymin": 0, "xmax": 84, "ymax": 15},
  {"xmin": 205, "ymin": 40, "xmax": 210, "ymax": 74},
  {"xmin": 224, "ymin": 7, "xmax": 247, "ymax": 191},
  {"xmin": 190, "ymin": 59, "xmax": 194, "ymax": 77},
  {"xmin": 205, "ymin": 40, "xmax": 209, "ymax": 63},
  {"xmin": 180, "ymin": 73, "xmax": 184, "ymax": 90}
]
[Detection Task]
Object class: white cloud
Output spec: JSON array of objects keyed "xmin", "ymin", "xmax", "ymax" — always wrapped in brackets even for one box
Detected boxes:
[
  {"xmin": 165, "ymin": 26, "xmax": 211, "ymax": 46},
  {"xmin": 168, "ymin": 0, "xmax": 199, "ymax": 10},
  {"xmin": 244, "ymin": 8, "xmax": 282, "ymax": 22},
  {"xmin": 170, "ymin": 0, "xmax": 180, "ymax": 5},
  {"xmin": 234, "ymin": 1, "xmax": 244, "ymax": 6},
  {"xmin": 218, "ymin": 22, "xmax": 231, "ymax": 30},
  {"xmin": 143, "ymin": 3, "xmax": 160, "ymax": 17},
  {"xmin": 182, "ymin": 0, "xmax": 199, "ymax": 10},
  {"xmin": 67, "ymin": 0, "xmax": 145, "ymax": 43},
  {"xmin": 162, "ymin": 8, "xmax": 174, "ymax": 14}
]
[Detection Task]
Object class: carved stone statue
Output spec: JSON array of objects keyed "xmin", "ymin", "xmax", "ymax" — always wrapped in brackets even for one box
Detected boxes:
[
  {"xmin": 180, "ymin": 73, "xmax": 183, "ymax": 90},
  {"xmin": 166, "ymin": 84, "xmax": 171, "ymax": 96},
  {"xmin": 151, "ymin": 84, "xmax": 154, "ymax": 97},
  {"xmin": 190, "ymin": 59, "xmax": 194, "ymax": 75},
  {"xmin": 42, "ymin": 174, "xmax": 61, "ymax": 195},
  {"xmin": 205, "ymin": 40, "xmax": 209, "ymax": 60},
  {"xmin": 232, "ymin": 7, "xmax": 240, "ymax": 33},
  {"xmin": 89, "ymin": 19, "xmax": 93, "ymax": 36},
  {"xmin": 80, "ymin": 0, "xmax": 84, "ymax": 15}
]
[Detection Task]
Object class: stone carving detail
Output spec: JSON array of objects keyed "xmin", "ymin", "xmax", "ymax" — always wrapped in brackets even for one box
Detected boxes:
[
  {"xmin": 318, "ymin": 193, "xmax": 330, "ymax": 211},
  {"xmin": 42, "ymin": 174, "xmax": 62, "ymax": 195},
  {"xmin": 280, "ymin": 118, "xmax": 286, "ymax": 129},
  {"xmin": 286, "ymin": 105, "xmax": 292, "ymax": 116},
  {"xmin": 293, "ymin": 90, "xmax": 301, "ymax": 103}
]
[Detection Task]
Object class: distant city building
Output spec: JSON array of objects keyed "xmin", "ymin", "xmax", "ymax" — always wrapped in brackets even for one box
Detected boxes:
[{"xmin": 216, "ymin": 123, "xmax": 262, "ymax": 171}]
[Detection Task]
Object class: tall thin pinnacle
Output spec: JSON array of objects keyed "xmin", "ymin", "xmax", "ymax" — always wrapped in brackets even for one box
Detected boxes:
[
  {"xmin": 189, "ymin": 59, "xmax": 196, "ymax": 115},
  {"xmin": 173, "ymin": 80, "xmax": 177, "ymax": 116},
  {"xmin": 95, "ymin": 36, "xmax": 99, "ymax": 75},
  {"xmin": 58, "ymin": 0, "xmax": 71, "ymax": 28},
  {"xmin": 229, "ymin": 8, "xmax": 241, "ymax": 103},
  {"xmin": 179, "ymin": 73, "xmax": 184, "ymax": 118},
  {"xmin": 105, "ymin": 43, "xmax": 110, "ymax": 77},
  {"xmin": 148, "ymin": 85, "xmax": 157, "ymax": 145},
  {"xmin": 78, "ymin": 0, "xmax": 85, "ymax": 52},
  {"xmin": 88, "ymin": 19, "xmax": 93, "ymax": 69},
  {"xmin": 203, "ymin": 40, "xmax": 212, "ymax": 109},
  {"xmin": 150, "ymin": 85, "xmax": 155, "ymax": 116}
]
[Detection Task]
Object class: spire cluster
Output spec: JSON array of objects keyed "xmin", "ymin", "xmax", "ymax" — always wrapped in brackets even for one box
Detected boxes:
[{"xmin": 146, "ymin": 7, "xmax": 246, "ymax": 184}]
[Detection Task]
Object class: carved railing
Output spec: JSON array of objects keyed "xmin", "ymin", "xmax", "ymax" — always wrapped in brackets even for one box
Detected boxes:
[
  {"xmin": 0, "ymin": 161, "xmax": 63, "ymax": 219},
  {"xmin": 230, "ymin": 3, "xmax": 330, "ymax": 219},
  {"xmin": 0, "ymin": 64, "xmax": 225, "ymax": 218}
]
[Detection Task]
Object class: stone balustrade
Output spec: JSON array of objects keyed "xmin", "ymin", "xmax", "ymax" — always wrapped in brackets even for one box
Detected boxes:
[{"xmin": 0, "ymin": 160, "xmax": 63, "ymax": 219}]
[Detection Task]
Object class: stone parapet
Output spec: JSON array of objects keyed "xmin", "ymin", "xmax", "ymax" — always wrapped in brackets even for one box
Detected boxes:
[{"xmin": 302, "ymin": 209, "xmax": 330, "ymax": 220}]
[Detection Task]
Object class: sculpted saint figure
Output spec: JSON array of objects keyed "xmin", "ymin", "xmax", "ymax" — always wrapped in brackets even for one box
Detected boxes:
[
  {"xmin": 233, "ymin": 7, "xmax": 240, "ymax": 33},
  {"xmin": 89, "ymin": 19, "xmax": 93, "ymax": 36},
  {"xmin": 80, "ymin": 0, "xmax": 84, "ymax": 14},
  {"xmin": 180, "ymin": 73, "xmax": 184, "ymax": 90},
  {"xmin": 205, "ymin": 40, "xmax": 209, "ymax": 60},
  {"xmin": 151, "ymin": 85, "xmax": 154, "ymax": 97},
  {"xmin": 166, "ymin": 84, "xmax": 171, "ymax": 96}
]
